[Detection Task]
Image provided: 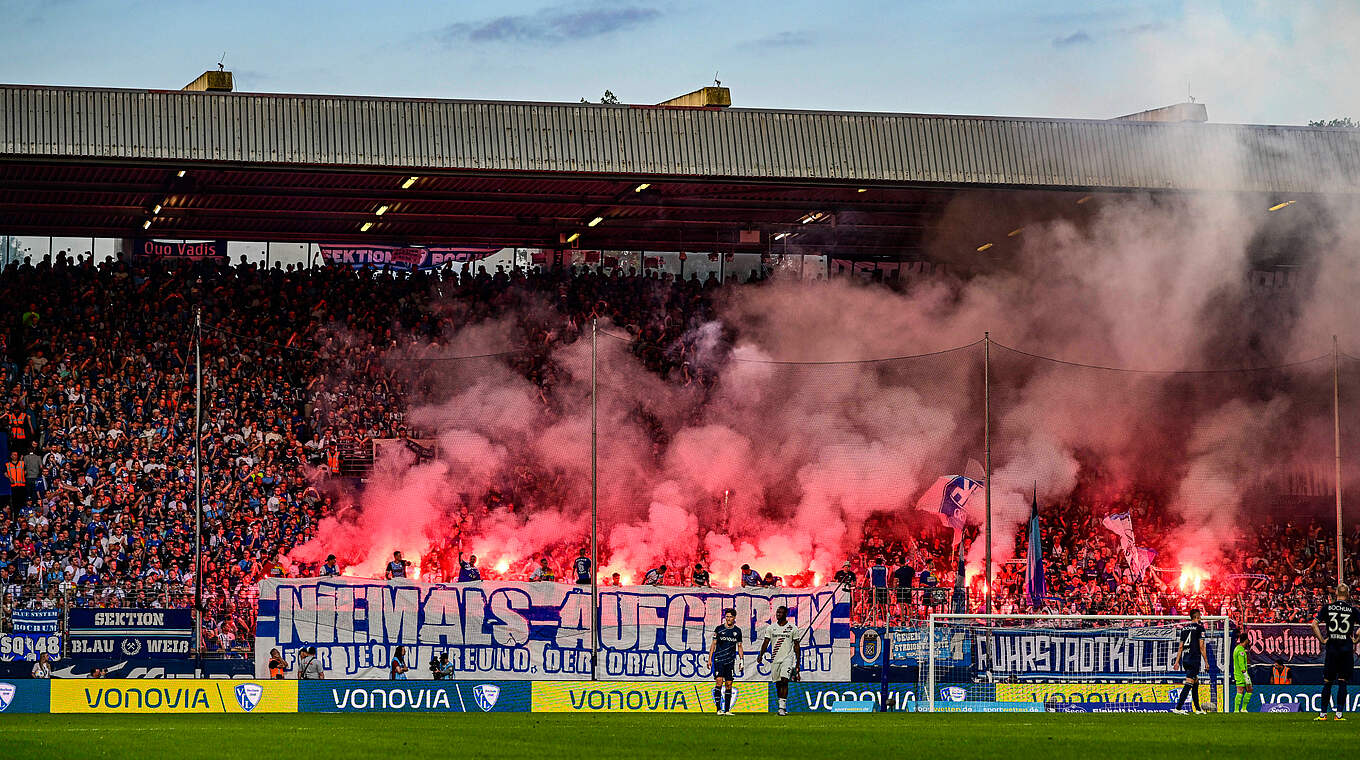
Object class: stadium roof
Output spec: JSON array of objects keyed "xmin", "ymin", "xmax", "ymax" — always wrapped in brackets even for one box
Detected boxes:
[{"xmin": 2, "ymin": 85, "xmax": 1358, "ymax": 254}]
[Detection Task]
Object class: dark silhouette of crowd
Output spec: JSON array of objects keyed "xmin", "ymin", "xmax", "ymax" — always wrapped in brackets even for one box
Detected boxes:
[{"xmin": 0, "ymin": 249, "xmax": 1349, "ymax": 660}]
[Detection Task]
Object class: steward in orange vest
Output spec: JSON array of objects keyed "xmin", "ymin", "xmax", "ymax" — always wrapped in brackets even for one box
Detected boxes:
[
  {"xmin": 7, "ymin": 409, "xmax": 31, "ymax": 453},
  {"xmin": 1271, "ymin": 662, "xmax": 1291, "ymax": 684},
  {"xmin": 6, "ymin": 452, "xmax": 26, "ymax": 517}
]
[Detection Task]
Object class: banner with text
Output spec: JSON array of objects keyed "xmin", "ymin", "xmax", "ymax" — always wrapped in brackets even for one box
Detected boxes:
[
  {"xmin": 975, "ymin": 627, "xmax": 1222, "ymax": 679},
  {"xmin": 3, "ymin": 609, "xmax": 62, "ymax": 662},
  {"xmin": 51, "ymin": 679, "xmax": 296, "ymax": 714},
  {"xmin": 256, "ymin": 578, "xmax": 851, "ymax": 681},
  {"xmin": 319, "ymin": 245, "xmax": 504, "ymax": 271},
  {"xmin": 300, "ymin": 680, "xmax": 530, "ymax": 712},
  {"xmin": 997, "ymin": 682, "xmax": 1214, "ymax": 705},
  {"xmin": 780, "ymin": 682, "xmax": 988, "ymax": 712},
  {"xmin": 12, "ymin": 610, "xmax": 59, "ymax": 633},
  {"xmin": 0, "ymin": 632, "xmax": 62, "ymax": 662},
  {"xmin": 67, "ymin": 609, "xmax": 194, "ymax": 660},
  {"xmin": 853, "ymin": 626, "xmax": 970, "ymax": 668},
  {"xmin": 131, "ymin": 239, "xmax": 228, "ymax": 262},
  {"xmin": 1245, "ymin": 623, "xmax": 1327, "ymax": 684},
  {"xmin": 532, "ymin": 681, "xmax": 764, "ymax": 713},
  {"xmin": 1251, "ymin": 685, "xmax": 1360, "ymax": 713}
]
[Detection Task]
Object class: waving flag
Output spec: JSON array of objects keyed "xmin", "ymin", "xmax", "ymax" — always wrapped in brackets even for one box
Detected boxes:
[
  {"xmin": 916, "ymin": 475, "xmax": 981, "ymax": 545},
  {"xmin": 1129, "ymin": 546, "xmax": 1156, "ymax": 578},
  {"xmin": 1101, "ymin": 511, "xmax": 1154, "ymax": 577},
  {"xmin": 1025, "ymin": 489, "xmax": 1046, "ymax": 607},
  {"xmin": 1101, "ymin": 512, "xmax": 1136, "ymax": 545}
]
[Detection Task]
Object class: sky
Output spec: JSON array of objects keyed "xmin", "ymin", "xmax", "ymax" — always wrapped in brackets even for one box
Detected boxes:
[{"xmin": 1, "ymin": 0, "xmax": 1356, "ymax": 125}]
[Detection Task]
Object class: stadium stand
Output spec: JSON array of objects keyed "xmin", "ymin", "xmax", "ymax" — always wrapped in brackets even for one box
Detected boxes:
[{"xmin": 0, "ymin": 251, "xmax": 1351, "ymax": 655}]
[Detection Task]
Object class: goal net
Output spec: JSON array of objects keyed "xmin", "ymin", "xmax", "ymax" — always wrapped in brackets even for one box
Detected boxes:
[{"xmin": 920, "ymin": 614, "xmax": 1230, "ymax": 713}]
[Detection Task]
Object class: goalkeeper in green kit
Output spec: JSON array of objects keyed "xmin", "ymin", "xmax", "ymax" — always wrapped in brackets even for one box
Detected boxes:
[{"xmin": 1233, "ymin": 631, "xmax": 1252, "ymax": 713}]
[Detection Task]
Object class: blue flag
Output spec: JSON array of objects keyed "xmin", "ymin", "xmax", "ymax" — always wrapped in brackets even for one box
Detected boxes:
[
  {"xmin": 1025, "ymin": 490, "xmax": 1045, "ymax": 607},
  {"xmin": 915, "ymin": 475, "xmax": 981, "ymax": 545}
]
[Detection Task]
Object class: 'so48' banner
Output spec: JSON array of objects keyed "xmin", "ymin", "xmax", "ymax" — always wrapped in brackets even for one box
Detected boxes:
[{"xmin": 255, "ymin": 578, "xmax": 851, "ymax": 681}]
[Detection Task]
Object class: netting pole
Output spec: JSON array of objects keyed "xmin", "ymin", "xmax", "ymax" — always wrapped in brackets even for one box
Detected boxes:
[
  {"xmin": 879, "ymin": 626, "xmax": 890, "ymax": 712},
  {"xmin": 193, "ymin": 307, "xmax": 203, "ymax": 665},
  {"xmin": 590, "ymin": 318, "xmax": 600, "ymax": 681},
  {"xmin": 984, "ymin": 332, "xmax": 992, "ymax": 614},
  {"xmin": 1223, "ymin": 618, "xmax": 1231, "ymax": 712},
  {"xmin": 927, "ymin": 613, "xmax": 936, "ymax": 713},
  {"xmin": 1335, "ymin": 334, "xmax": 1344, "ymax": 586}
]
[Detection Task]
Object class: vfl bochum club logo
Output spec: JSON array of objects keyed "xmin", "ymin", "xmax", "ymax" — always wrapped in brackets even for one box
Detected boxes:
[
  {"xmin": 940, "ymin": 686, "xmax": 967, "ymax": 702},
  {"xmin": 235, "ymin": 683, "xmax": 264, "ymax": 712},
  {"xmin": 472, "ymin": 684, "xmax": 500, "ymax": 712},
  {"xmin": 0, "ymin": 682, "xmax": 15, "ymax": 712}
]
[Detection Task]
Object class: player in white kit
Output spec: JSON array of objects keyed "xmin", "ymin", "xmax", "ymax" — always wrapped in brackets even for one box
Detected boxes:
[{"xmin": 758, "ymin": 605, "xmax": 802, "ymax": 716}]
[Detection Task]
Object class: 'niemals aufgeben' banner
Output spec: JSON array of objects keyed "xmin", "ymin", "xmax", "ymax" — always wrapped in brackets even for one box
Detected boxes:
[{"xmin": 255, "ymin": 578, "xmax": 851, "ymax": 681}]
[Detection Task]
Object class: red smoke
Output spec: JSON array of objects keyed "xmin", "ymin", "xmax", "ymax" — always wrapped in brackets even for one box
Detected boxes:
[{"xmin": 290, "ymin": 188, "xmax": 1360, "ymax": 584}]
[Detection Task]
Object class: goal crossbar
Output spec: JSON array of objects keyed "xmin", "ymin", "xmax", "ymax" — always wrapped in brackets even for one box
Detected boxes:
[{"xmin": 926, "ymin": 613, "xmax": 1232, "ymax": 713}]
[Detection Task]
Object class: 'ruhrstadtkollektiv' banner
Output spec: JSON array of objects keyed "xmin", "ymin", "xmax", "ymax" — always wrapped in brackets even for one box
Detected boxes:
[
  {"xmin": 255, "ymin": 578, "xmax": 851, "ymax": 681},
  {"xmin": 973, "ymin": 627, "xmax": 1223, "ymax": 679}
]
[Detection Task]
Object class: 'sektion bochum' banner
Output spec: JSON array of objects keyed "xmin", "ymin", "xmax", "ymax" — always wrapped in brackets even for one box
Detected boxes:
[{"xmin": 255, "ymin": 578, "xmax": 851, "ymax": 681}]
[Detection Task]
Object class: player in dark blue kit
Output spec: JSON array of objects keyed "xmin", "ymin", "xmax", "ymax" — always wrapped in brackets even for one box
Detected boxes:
[
  {"xmin": 1172, "ymin": 609, "xmax": 1207, "ymax": 714},
  {"xmin": 709, "ymin": 608, "xmax": 744, "ymax": 715},
  {"xmin": 1310, "ymin": 583, "xmax": 1360, "ymax": 721}
]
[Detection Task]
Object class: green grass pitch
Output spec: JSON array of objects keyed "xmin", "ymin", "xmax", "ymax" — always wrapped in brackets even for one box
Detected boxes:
[{"xmin": 2, "ymin": 713, "xmax": 1357, "ymax": 759}]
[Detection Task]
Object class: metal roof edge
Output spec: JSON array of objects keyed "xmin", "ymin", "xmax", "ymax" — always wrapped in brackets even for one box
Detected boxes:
[{"xmin": 0, "ymin": 83, "xmax": 1349, "ymax": 133}]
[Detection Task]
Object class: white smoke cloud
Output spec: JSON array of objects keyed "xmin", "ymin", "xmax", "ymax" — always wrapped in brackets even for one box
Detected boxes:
[{"xmin": 292, "ymin": 40, "xmax": 1360, "ymax": 584}]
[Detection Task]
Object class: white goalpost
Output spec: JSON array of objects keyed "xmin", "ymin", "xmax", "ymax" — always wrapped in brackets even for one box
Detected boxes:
[{"xmin": 924, "ymin": 613, "xmax": 1232, "ymax": 713}]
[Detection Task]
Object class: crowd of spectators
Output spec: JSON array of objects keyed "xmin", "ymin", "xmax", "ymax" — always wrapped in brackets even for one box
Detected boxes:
[
  {"xmin": 847, "ymin": 470, "xmax": 1360, "ymax": 625},
  {"xmin": 0, "ymin": 249, "xmax": 1352, "ymax": 663},
  {"xmin": 0, "ymin": 251, "xmax": 741, "ymax": 654}
]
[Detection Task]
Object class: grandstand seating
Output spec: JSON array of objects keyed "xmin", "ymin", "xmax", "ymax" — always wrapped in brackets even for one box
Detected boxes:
[{"xmin": 0, "ymin": 251, "xmax": 1350, "ymax": 656}]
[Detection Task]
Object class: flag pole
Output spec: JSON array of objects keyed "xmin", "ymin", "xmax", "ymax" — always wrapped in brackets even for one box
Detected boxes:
[
  {"xmin": 1335, "ymin": 335, "xmax": 1344, "ymax": 586},
  {"xmin": 984, "ymin": 332, "xmax": 992, "ymax": 614},
  {"xmin": 193, "ymin": 306, "xmax": 204, "ymax": 664},
  {"xmin": 1028, "ymin": 481, "xmax": 1038, "ymax": 608},
  {"xmin": 590, "ymin": 318, "xmax": 600, "ymax": 680}
]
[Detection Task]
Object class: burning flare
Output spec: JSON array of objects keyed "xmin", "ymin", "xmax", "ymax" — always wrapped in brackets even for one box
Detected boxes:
[{"xmin": 1178, "ymin": 565, "xmax": 1209, "ymax": 593}]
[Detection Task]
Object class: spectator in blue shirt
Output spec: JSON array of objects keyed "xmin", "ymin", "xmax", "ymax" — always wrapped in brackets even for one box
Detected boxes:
[
  {"xmin": 741, "ymin": 564, "xmax": 762, "ymax": 587},
  {"xmin": 870, "ymin": 557, "xmax": 889, "ymax": 608},
  {"xmin": 573, "ymin": 550, "xmax": 591, "ymax": 585},
  {"xmin": 643, "ymin": 565, "xmax": 667, "ymax": 585},
  {"xmin": 457, "ymin": 551, "xmax": 481, "ymax": 582}
]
